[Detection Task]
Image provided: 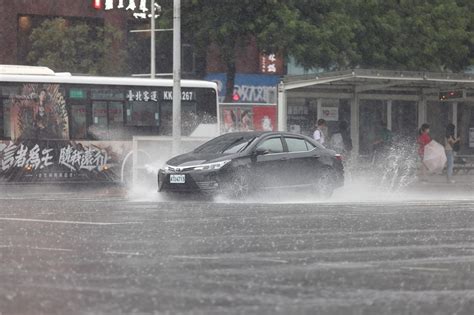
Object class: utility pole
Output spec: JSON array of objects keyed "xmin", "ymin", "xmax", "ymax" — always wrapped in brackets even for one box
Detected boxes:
[
  {"xmin": 150, "ymin": 0, "xmax": 156, "ymax": 79},
  {"xmin": 172, "ymin": 0, "xmax": 181, "ymax": 155}
]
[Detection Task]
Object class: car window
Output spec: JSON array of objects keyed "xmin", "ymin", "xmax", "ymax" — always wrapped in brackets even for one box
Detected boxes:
[
  {"xmin": 306, "ymin": 138, "xmax": 325, "ymax": 150},
  {"xmin": 286, "ymin": 137, "xmax": 309, "ymax": 152},
  {"xmin": 305, "ymin": 140, "xmax": 316, "ymax": 150},
  {"xmin": 256, "ymin": 137, "xmax": 284, "ymax": 153}
]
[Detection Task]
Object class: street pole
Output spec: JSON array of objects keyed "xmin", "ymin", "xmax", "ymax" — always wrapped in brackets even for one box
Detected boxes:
[
  {"xmin": 150, "ymin": 0, "xmax": 156, "ymax": 79},
  {"xmin": 172, "ymin": 0, "xmax": 181, "ymax": 155}
]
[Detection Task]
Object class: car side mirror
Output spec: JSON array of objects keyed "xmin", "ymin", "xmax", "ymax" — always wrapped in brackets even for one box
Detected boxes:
[{"xmin": 255, "ymin": 148, "xmax": 269, "ymax": 156}]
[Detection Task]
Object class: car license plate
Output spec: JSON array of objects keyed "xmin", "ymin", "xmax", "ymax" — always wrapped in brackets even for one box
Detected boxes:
[{"xmin": 170, "ymin": 174, "xmax": 185, "ymax": 184}]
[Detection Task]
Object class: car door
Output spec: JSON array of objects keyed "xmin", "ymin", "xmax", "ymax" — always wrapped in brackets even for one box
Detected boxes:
[
  {"xmin": 252, "ymin": 136, "xmax": 288, "ymax": 189},
  {"xmin": 283, "ymin": 136, "xmax": 324, "ymax": 186}
]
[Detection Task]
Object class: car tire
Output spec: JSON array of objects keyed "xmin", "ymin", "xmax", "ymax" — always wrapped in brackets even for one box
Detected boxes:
[
  {"xmin": 314, "ymin": 168, "xmax": 335, "ymax": 199},
  {"xmin": 222, "ymin": 168, "xmax": 251, "ymax": 200}
]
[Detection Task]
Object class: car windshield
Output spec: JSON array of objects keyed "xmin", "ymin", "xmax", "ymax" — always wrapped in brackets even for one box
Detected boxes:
[{"xmin": 194, "ymin": 134, "xmax": 258, "ymax": 154}]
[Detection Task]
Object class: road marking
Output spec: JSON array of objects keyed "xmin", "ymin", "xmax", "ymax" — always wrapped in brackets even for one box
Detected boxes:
[
  {"xmin": 0, "ymin": 217, "xmax": 142, "ymax": 226},
  {"xmin": 105, "ymin": 251, "xmax": 143, "ymax": 256},
  {"xmin": 400, "ymin": 267, "xmax": 451, "ymax": 272},
  {"xmin": 0, "ymin": 245, "xmax": 73, "ymax": 252},
  {"xmin": 170, "ymin": 255, "xmax": 222, "ymax": 260},
  {"xmin": 27, "ymin": 246, "xmax": 74, "ymax": 252},
  {"xmin": 249, "ymin": 257, "xmax": 289, "ymax": 263},
  {"xmin": 169, "ymin": 255, "xmax": 288, "ymax": 263}
]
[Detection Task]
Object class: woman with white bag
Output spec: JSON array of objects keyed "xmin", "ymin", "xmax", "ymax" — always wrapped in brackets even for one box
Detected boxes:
[{"xmin": 417, "ymin": 123, "xmax": 448, "ymax": 182}]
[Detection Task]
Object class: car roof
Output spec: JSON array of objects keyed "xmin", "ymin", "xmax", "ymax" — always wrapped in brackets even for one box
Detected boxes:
[{"xmin": 220, "ymin": 131, "xmax": 309, "ymax": 138}]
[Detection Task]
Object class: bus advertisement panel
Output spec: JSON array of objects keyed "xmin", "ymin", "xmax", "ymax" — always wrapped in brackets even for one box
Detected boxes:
[{"xmin": 0, "ymin": 70, "xmax": 218, "ymax": 183}]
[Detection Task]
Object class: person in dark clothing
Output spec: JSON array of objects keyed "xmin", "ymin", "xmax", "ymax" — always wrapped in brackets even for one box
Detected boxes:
[{"xmin": 445, "ymin": 123, "xmax": 460, "ymax": 183}]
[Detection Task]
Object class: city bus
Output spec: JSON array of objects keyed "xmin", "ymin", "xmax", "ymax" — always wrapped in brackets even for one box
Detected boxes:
[{"xmin": 0, "ymin": 65, "xmax": 218, "ymax": 183}]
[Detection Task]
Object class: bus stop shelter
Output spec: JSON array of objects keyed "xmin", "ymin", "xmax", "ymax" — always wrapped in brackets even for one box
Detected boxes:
[{"xmin": 278, "ymin": 69, "xmax": 474, "ymax": 156}]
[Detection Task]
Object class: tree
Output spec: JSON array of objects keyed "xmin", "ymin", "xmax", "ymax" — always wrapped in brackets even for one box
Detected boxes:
[
  {"xmin": 292, "ymin": 0, "xmax": 474, "ymax": 72},
  {"xmin": 27, "ymin": 18, "xmax": 125, "ymax": 75},
  {"xmin": 176, "ymin": 0, "xmax": 304, "ymax": 101},
  {"xmin": 158, "ymin": 0, "xmax": 473, "ymax": 97}
]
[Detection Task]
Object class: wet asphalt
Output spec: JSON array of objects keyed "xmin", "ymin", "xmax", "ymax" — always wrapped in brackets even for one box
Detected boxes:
[{"xmin": 1, "ymin": 187, "xmax": 474, "ymax": 314}]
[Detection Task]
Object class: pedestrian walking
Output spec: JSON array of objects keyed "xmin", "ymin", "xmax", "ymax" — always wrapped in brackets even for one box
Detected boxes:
[
  {"xmin": 445, "ymin": 123, "xmax": 460, "ymax": 183},
  {"xmin": 313, "ymin": 119, "xmax": 327, "ymax": 146},
  {"xmin": 417, "ymin": 123, "xmax": 431, "ymax": 182}
]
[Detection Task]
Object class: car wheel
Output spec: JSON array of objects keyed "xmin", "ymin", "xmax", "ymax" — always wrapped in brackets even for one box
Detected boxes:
[
  {"xmin": 223, "ymin": 168, "xmax": 251, "ymax": 200},
  {"xmin": 314, "ymin": 168, "xmax": 334, "ymax": 199}
]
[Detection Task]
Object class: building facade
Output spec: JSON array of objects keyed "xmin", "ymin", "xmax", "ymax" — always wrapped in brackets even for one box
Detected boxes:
[{"xmin": 0, "ymin": 0, "xmax": 128, "ymax": 67}]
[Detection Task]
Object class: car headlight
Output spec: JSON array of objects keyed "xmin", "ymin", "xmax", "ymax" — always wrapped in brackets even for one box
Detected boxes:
[
  {"xmin": 193, "ymin": 160, "xmax": 231, "ymax": 171},
  {"xmin": 160, "ymin": 164, "xmax": 172, "ymax": 172}
]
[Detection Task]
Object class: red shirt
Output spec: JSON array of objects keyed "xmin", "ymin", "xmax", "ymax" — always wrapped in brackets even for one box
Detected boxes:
[{"xmin": 417, "ymin": 133, "xmax": 431, "ymax": 157}]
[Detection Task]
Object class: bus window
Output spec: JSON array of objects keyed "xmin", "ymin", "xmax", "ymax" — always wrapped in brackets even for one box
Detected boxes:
[
  {"xmin": 126, "ymin": 101, "xmax": 159, "ymax": 127},
  {"xmin": 91, "ymin": 101, "xmax": 108, "ymax": 140},
  {"xmin": 159, "ymin": 102, "xmax": 172, "ymax": 135},
  {"xmin": 182, "ymin": 103, "xmax": 198, "ymax": 135},
  {"xmin": 1, "ymin": 84, "xmax": 18, "ymax": 140},
  {"xmin": 70, "ymin": 105, "xmax": 87, "ymax": 140},
  {"xmin": 108, "ymin": 101, "xmax": 124, "ymax": 140},
  {"xmin": 160, "ymin": 101, "xmax": 199, "ymax": 136},
  {"xmin": 0, "ymin": 100, "xmax": 10, "ymax": 139}
]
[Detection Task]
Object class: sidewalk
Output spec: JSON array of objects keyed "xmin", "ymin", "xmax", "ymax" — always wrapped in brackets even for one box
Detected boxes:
[{"xmin": 402, "ymin": 173, "xmax": 474, "ymax": 196}]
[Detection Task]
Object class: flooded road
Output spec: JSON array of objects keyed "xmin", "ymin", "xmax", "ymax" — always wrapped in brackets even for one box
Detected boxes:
[{"xmin": 1, "ymin": 193, "xmax": 474, "ymax": 314}]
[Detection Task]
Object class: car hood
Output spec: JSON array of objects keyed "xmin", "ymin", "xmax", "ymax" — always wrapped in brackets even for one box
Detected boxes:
[{"xmin": 166, "ymin": 152, "xmax": 237, "ymax": 167}]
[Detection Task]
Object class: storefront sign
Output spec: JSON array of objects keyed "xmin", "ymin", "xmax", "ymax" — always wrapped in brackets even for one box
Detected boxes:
[
  {"xmin": 104, "ymin": 0, "xmax": 161, "ymax": 19},
  {"xmin": 469, "ymin": 128, "xmax": 474, "ymax": 148},
  {"xmin": 259, "ymin": 53, "xmax": 284, "ymax": 75},
  {"xmin": 321, "ymin": 107, "xmax": 339, "ymax": 121},
  {"xmin": 206, "ymin": 73, "xmax": 279, "ymax": 104}
]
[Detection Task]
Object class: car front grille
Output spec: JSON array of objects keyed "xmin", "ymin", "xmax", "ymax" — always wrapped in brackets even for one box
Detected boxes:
[
  {"xmin": 167, "ymin": 166, "xmax": 195, "ymax": 172},
  {"xmin": 195, "ymin": 180, "xmax": 218, "ymax": 191}
]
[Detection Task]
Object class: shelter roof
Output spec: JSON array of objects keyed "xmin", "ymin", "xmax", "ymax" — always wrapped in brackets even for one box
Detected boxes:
[{"xmin": 282, "ymin": 69, "xmax": 474, "ymax": 91}]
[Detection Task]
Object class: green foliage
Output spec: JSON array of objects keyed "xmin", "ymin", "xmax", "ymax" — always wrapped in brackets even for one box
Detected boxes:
[
  {"xmin": 176, "ymin": 0, "xmax": 473, "ymax": 75},
  {"xmin": 27, "ymin": 18, "xmax": 125, "ymax": 75},
  {"xmin": 289, "ymin": 0, "xmax": 473, "ymax": 72},
  {"xmin": 179, "ymin": 0, "xmax": 300, "ymax": 100}
]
